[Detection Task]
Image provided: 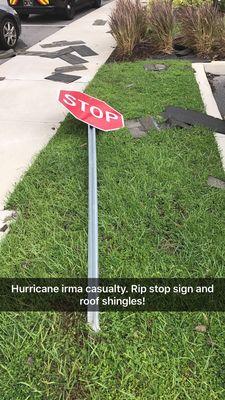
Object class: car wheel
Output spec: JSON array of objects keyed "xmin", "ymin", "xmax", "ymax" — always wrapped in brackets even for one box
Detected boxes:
[
  {"xmin": 18, "ymin": 12, "xmax": 30, "ymax": 21},
  {"xmin": 57, "ymin": 0, "xmax": 75, "ymax": 20},
  {"xmin": 0, "ymin": 18, "xmax": 18, "ymax": 50},
  {"xmin": 93, "ymin": 0, "xmax": 101, "ymax": 8}
]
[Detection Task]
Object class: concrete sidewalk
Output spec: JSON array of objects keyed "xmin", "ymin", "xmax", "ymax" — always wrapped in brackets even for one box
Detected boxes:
[{"xmin": 0, "ymin": 1, "xmax": 116, "ymax": 209}]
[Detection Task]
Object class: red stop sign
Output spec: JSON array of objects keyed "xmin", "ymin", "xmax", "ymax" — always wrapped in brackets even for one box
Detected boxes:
[{"xmin": 59, "ymin": 90, "xmax": 124, "ymax": 132}]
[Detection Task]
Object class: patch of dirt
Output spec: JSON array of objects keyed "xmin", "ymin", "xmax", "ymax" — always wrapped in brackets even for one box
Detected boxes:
[
  {"xmin": 107, "ymin": 40, "xmax": 213, "ymax": 63},
  {"xmin": 69, "ymin": 382, "xmax": 90, "ymax": 400},
  {"xmin": 159, "ymin": 237, "xmax": 182, "ymax": 254},
  {"xmin": 195, "ymin": 324, "xmax": 207, "ymax": 333}
]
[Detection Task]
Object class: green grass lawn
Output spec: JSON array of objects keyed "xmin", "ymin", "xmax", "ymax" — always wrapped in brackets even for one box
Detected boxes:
[{"xmin": 0, "ymin": 60, "xmax": 225, "ymax": 399}]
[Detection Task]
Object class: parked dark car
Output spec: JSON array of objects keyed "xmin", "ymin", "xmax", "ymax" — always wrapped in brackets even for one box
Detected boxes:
[
  {"xmin": 8, "ymin": 0, "xmax": 101, "ymax": 21},
  {"xmin": 0, "ymin": 2, "xmax": 21, "ymax": 49}
]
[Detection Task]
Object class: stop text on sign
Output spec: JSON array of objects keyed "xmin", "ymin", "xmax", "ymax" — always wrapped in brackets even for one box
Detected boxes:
[
  {"xmin": 64, "ymin": 93, "xmax": 118, "ymax": 122},
  {"xmin": 59, "ymin": 90, "xmax": 124, "ymax": 132}
]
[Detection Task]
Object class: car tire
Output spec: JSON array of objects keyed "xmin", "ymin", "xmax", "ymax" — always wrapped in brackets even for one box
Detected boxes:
[
  {"xmin": 57, "ymin": 0, "xmax": 75, "ymax": 20},
  {"xmin": 0, "ymin": 18, "xmax": 18, "ymax": 50},
  {"xmin": 18, "ymin": 12, "xmax": 30, "ymax": 21},
  {"xmin": 93, "ymin": 0, "xmax": 101, "ymax": 8}
]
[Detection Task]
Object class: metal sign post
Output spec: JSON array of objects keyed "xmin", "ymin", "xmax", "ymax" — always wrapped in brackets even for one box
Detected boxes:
[
  {"xmin": 58, "ymin": 90, "xmax": 124, "ymax": 332},
  {"xmin": 87, "ymin": 125, "xmax": 99, "ymax": 332}
]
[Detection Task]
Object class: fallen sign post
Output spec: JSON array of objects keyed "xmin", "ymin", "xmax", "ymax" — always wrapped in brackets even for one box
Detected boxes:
[{"xmin": 59, "ymin": 90, "xmax": 124, "ymax": 331}]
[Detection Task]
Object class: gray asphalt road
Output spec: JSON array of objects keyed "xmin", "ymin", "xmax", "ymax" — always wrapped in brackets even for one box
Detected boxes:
[{"xmin": 0, "ymin": 0, "xmax": 110, "ymax": 64}]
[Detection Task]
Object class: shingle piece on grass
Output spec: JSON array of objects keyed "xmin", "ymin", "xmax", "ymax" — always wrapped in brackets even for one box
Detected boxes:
[
  {"xmin": 139, "ymin": 116, "xmax": 160, "ymax": 131},
  {"xmin": 45, "ymin": 73, "xmax": 81, "ymax": 83},
  {"xmin": 163, "ymin": 106, "xmax": 225, "ymax": 134},
  {"xmin": 125, "ymin": 119, "xmax": 140, "ymax": 129},
  {"xmin": 125, "ymin": 120, "xmax": 147, "ymax": 138},
  {"xmin": 207, "ymin": 176, "xmax": 225, "ymax": 190},
  {"xmin": 129, "ymin": 127, "xmax": 147, "ymax": 139},
  {"xmin": 144, "ymin": 64, "xmax": 167, "ymax": 72}
]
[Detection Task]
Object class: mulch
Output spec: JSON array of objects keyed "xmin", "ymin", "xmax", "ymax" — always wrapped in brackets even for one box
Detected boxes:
[{"xmin": 107, "ymin": 40, "xmax": 218, "ymax": 64}]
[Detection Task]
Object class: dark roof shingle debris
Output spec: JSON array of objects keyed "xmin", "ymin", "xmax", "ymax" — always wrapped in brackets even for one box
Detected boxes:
[
  {"xmin": 162, "ymin": 106, "xmax": 225, "ymax": 134},
  {"xmin": 125, "ymin": 119, "xmax": 146, "ymax": 138},
  {"xmin": 0, "ymin": 49, "xmax": 16, "ymax": 59},
  {"xmin": 17, "ymin": 43, "xmax": 97, "ymax": 67},
  {"xmin": 41, "ymin": 40, "xmax": 85, "ymax": 48},
  {"xmin": 24, "ymin": 51, "xmax": 58, "ymax": 58},
  {"xmin": 55, "ymin": 65, "xmax": 87, "ymax": 73},
  {"xmin": 93, "ymin": 19, "xmax": 107, "ymax": 25},
  {"xmin": 207, "ymin": 176, "xmax": 225, "ymax": 190},
  {"xmin": 21, "ymin": 47, "xmax": 88, "ymax": 61},
  {"xmin": 39, "ymin": 52, "xmax": 59, "ymax": 59},
  {"xmin": 139, "ymin": 116, "xmax": 160, "ymax": 131},
  {"xmin": 125, "ymin": 116, "xmax": 159, "ymax": 138},
  {"xmin": 55, "ymin": 46, "xmax": 80, "ymax": 56},
  {"xmin": 59, "ymin": 53, "xmax": 88, "ymax": 65},
  {"xmin": 0, "ymin": 210, "xmax": 18, "ymax": 237},
  {"xmin": 175, "ymin": 48, "xmax": 192, "ymax": 57},
  {"xmin": 144, "ymin": 63, "xmax": 167, "ymax": 72},
  {"xmin": 72, "ymin": 45, "xmax": 98, "ymax": 57},
  {"xmin": 0, "ymin": 224, "xmax": 8, "ymax": 233},
  {"xmin": 45, "ymin": 73, "xmax": 81, "ymax": 83}
]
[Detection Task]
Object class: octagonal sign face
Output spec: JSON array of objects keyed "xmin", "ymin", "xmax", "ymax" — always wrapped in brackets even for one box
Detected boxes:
[{"xmin": 59, "ymin": 90, "xmax": 124, "ymax": 132}]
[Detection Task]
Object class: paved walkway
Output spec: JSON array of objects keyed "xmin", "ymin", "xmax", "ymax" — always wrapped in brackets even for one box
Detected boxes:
[{"xmin": 0, "ymin": 1, "xmax": 115, "ymax": 209}]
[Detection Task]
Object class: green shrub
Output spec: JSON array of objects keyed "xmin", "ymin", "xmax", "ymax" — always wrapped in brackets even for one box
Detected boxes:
[
  {"xmin": 173, "ymin": 0, "xmax": 225, "ymax": 11},
  {"xmin": 147, "ymin": 0, "xmax": 175, "ymax": 54},
  {"xmin": 172, "ymin": 0, "xmax": 206, "ymax": 6},
  {"xmin": 217, "ymin": 0, "xmax": 225, "ymax": 11},
  {"xmin": 177, "ymin": 3, "xmax": 225, "ymax": 57},
  {"xmin": 109, "ymin": 0, "xmax": 148, "ymax": 57}
]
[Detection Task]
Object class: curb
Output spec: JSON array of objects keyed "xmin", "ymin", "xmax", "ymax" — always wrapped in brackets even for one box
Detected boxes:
[{"xmin": 192, "ymin": 62, "xmax": 225, "ymax": 170}]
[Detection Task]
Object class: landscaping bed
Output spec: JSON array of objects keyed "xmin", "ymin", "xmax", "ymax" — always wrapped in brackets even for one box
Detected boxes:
[
  {"xmin": 107, "ymin": 44, "xmax": 206, "ymax": 63},
  {"xmin": 109, "ymin": 0, "xmax": 225, "ymax": 62},
  {"xmin": 1, "ymin": 60, "xmax": 225, "ymax": 399}
]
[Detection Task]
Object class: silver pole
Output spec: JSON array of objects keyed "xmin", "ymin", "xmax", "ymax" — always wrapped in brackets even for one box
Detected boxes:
[{"xmin": 87, "ymin": 125, "xmax": 100, "ymax": 332}]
